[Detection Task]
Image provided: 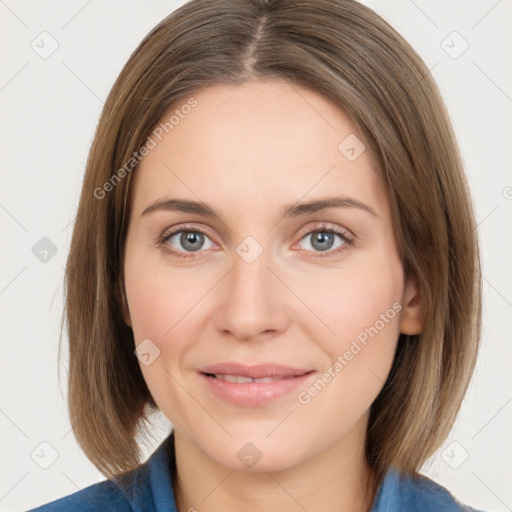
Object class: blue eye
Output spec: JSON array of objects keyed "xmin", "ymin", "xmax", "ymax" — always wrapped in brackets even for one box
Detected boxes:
[
  {"xmin": 160, "ymin": 229, "xmax": 215, "ymax": 258},
  {"xmin": 158, "ymin": 223, "xmax": 353, "ymax": 260},
  {"xmin": 298, "ymin": 229, "xmax": 349, "ymax": 254}
]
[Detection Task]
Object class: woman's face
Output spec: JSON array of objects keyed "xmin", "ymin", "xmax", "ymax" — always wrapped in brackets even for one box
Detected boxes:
[{"xmin": 123, "ymin": 79, "xmax": 421, "ymax": 471}]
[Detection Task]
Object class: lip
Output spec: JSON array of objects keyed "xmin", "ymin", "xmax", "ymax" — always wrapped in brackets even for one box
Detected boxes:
[{"xmin": 198, "ymin": 363, "xmax": 316, "ymax": 407}]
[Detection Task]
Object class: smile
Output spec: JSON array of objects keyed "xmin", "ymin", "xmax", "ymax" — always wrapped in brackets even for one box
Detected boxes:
[{"xmin": 199, "ymin": 369, "xmax": 316, "ymax": 407}]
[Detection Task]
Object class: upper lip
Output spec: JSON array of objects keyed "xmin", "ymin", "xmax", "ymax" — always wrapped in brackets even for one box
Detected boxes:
[{"xmin": 199, "ymin": 363, "xmax": 313, "ymax": 379}]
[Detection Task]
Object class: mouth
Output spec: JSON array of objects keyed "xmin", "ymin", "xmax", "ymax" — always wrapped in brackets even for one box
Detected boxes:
[
  {"xmin": 198, "ymin": 363, "xmax": 316, "ymax": 407},
  {"xmin": 199, "ymin": 362, "xmax": 313, "ymax": 379},
  {"xmin": 202, "ymin": 372, "xmax": 308, "ymax": 383}
]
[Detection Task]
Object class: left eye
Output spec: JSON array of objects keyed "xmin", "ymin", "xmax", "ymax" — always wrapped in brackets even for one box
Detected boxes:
[{"xmin": 297, "ymin": 229, "xmax": 348, "ymax": 253}]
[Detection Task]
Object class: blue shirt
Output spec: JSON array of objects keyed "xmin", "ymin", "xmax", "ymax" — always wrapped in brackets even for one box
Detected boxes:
[{"xmin": 27, "ymin": 433, "xmax": 485, "ymax": 511}]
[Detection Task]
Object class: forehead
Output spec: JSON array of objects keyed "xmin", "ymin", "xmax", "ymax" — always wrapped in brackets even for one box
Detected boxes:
[{"xmin": 130, "ymin": 79, "xmax": 387, "ymax": 219}]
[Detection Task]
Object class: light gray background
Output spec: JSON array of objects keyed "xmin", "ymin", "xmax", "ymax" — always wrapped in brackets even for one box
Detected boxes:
[{"xmin": 1, "ymin": 1, "xmax": 511, "ymax": 511}]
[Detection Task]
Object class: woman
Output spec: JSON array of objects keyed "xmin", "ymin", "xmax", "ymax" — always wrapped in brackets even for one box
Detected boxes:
[{"xmin": 29, "ymin": 0, "xmax": 484, "ymax": 510}]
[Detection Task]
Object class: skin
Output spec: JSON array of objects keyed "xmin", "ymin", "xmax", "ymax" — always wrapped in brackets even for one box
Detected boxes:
[{"xmin": 122, "ymin": 79, "xmax": 422, "ymax": 512}]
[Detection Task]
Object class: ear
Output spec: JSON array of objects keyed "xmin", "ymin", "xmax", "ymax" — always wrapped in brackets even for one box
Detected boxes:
[
  {"xmin": 400, "ymin": 276, "xmax": 423, "ymax": 335},
  {"xmin": 118, "ymin": 276, "xmax": 132, "ymax": 328}
]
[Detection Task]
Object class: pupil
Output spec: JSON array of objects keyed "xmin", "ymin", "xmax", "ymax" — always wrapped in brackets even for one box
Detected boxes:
[
  {"xmin": 313, "ymin": 232, "xmax": 333, "ymax": 251},
  {"xmin": 182, "ymin": 231, "xmax": 203, "ymax": 251}
]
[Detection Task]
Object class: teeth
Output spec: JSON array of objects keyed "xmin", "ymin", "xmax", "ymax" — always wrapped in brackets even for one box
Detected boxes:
[
  {"xmin": 224, "ymin": 374, "xmax": 252, "ymax": 383},
  {"xmin": 254, "ymin": 377, "xmax": 274, "ymax": 383},
  {"xmin": 213, "ymin": 374, "xmax": 283, "ymax": 383}
]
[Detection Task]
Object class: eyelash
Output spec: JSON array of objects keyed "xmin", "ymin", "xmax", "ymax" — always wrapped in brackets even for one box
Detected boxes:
[{"xmin": 156, "ymin": 223, "xmax": 354, "ymax": 260}]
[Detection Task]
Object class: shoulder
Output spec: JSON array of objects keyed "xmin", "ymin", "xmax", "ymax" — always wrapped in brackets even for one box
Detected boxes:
[
  {"xmin": 25, "ymin": 433, "xmax": 176, "ymax": 512},
  {"xmin": 23, "ymin": 477, "xmax": 134, "ymax": 512},
  {"xmin": 373, "ymin": 469, "xmax": 488, "ymax": 512}
]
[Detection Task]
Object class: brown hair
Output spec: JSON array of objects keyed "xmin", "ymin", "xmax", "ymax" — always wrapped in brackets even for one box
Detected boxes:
[{"xmin": 62, "ymin": 0, "xmax": 482, "ymax": 484}]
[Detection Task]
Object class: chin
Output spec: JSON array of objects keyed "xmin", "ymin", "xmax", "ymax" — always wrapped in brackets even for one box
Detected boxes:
[{"xmin": 197, "ymin": 433, "xmax": 307, "ymax": 473}]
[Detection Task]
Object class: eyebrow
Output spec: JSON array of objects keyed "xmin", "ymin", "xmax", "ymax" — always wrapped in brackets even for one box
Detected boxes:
[{"xmin": 141, "ymin": 195, "xmax": 378, "ymax": 220}]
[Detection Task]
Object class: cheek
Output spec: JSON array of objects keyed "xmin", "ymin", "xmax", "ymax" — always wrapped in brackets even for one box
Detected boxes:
[
  {"xmin": 124, "ymin": 255, "xmax": 214, "ymax": 405},
  {"xmin": 295, "ymin": 261, "xmax": 403, "ymax": 415},
  {"xmin": 124, "ymin": 257, "xmax": 205, "ymax": 429},
  {"xmin": 291, "ymin": 260, "xmax": 403, "ymax": 349},
  {"xmin": 124, "ymin": 255, "xmax": 208, "ymax": 343},
  {"xmin": 292, "ymin": 260, "xmax": 403, "ymax": 409}
]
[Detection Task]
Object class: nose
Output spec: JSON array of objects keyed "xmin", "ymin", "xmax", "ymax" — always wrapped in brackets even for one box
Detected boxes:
[{"xmin": 214, "ymin": 244, "xmax": 290, "ymax": 341}]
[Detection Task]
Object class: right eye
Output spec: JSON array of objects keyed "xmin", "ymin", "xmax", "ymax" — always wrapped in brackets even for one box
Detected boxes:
[{"xmin": 159, "ymin": 227, "xmax": 217, "ymax": 259}]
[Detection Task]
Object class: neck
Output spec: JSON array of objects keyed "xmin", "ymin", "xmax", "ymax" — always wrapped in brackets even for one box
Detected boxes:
[{"xmin": 170, "ymin": 417, "xmax": 378, "ymax": 512}]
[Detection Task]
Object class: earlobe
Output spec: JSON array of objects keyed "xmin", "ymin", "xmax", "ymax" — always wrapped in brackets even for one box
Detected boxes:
[{"xmin": 399, "ymin": 277, "xmax": 423, "ymax": 335}]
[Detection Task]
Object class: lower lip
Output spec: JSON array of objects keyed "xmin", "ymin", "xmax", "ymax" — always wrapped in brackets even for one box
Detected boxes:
[{"xmin": 199, "ymin": 371, "xmax": 315, "ymax": 407}]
